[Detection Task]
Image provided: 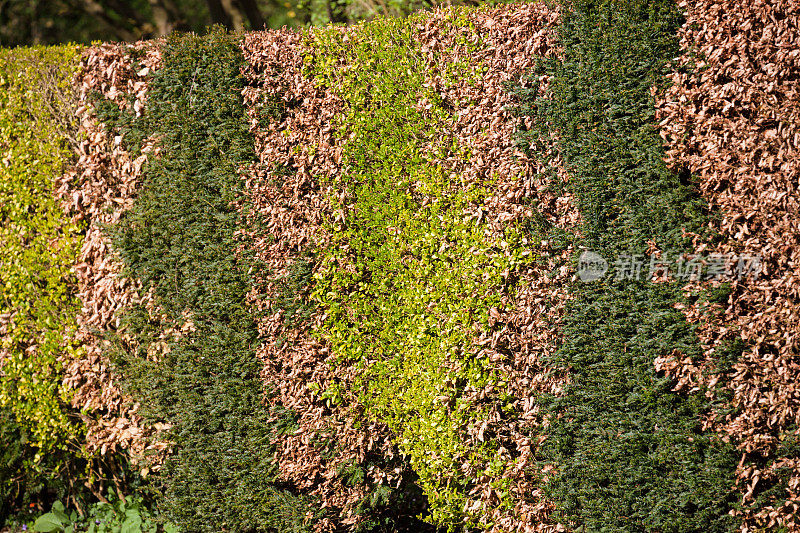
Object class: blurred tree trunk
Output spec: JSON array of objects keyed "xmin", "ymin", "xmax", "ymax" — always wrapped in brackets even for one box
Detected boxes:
[
  {"xmin": 215, "ymin": 0, "xmax": 264, "ymax": 31},
  {"xmin": 28, "ymin": 0, "xmax": 41, "ymax": 43},
  {"xmin": 148, "ymin": 0, "xmax": 184, "ymax": 36},
  {"xmin": 237, "ymin": 0, "xmax": 265, "ymax": 30},
  {"xmin": 1, "ymin": 0, "xmax": 284, "ymax": 47},
  {"xmin": 219, "ymin": 0, "xmax": 245, "ymax": 30},
  {"xmin": 206, "ymin": 0, "xmax": 232, "ymax": 27}
]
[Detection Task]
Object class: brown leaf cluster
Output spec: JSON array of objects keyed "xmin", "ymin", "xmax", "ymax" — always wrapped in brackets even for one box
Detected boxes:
[
  {"xmin": 240, "ymin": 4, "xmax": 579, "ymax": 531},
  {"xmin": 240, "ymin": 27, "xmax": 397, "ymax": 531},
  {"xmin": 56, "ymin": 42, "xmax": 169, "ymax": 467},
  {"xmin": 656, "ymin": 0, "xmax": 800, "ymax": 529}
]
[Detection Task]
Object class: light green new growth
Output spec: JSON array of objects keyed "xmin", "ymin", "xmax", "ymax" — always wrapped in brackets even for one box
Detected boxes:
[
  {"xmin": 307, "ymin": 10, "xmax": 530, "ymax": 529},
  {"xmin": 0, "ymin": 45, "xmax": 84, "ymax": 459}
]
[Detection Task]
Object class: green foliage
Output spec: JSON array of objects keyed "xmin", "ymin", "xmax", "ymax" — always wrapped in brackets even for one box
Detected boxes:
[
  {"xmin": 27, "ymin": 493, "xmax": 176, "ymax": 533},
  {"xmin": 515, "ymin": 0, "xmax": 740, "ymax": 530},
  {"xmin": 307, "ymin": 10, "xmax": 529, "ymax": 530},
  {"xmin": 32, "ymin": 501, "xmax": 81, "ymax": 533},
  {"xmin": 1, "ymin": 402, "xmax": 97, "ymax": 533},
  {"xmin": 98, "ymin": 30, "xmax": 316, "ymax": 532},
  {"xmin": 0, "ymin": 44, "xmax": 83, "ymax": 458},
  {"xmin": 0, "ymin": 45, "xmax": 89, "ymax": 523}
]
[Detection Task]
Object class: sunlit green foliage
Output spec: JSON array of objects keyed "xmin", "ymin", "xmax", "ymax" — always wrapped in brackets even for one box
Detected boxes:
[
  {"xmin": 97, "ymin": 30, "xmax": 317, "ymax": 532},
  {"xmin": 307, "ymin": 11, "xmax": 531, "ymax": 529},
  {"xmin": 0, "ymin": 45, "xmax": 87, "ymax": 523}
]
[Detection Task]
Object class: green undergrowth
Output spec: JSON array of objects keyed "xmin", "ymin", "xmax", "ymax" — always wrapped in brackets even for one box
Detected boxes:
[
  {"xmin": 19, "ymin": 491, "xmax": 176, "ymax": 533},
  {"xmin": 306, "ymin": 10, "xmax": 532, "ymax": 530},
  {"xmin": 94, "ymin": 30, "xmax": 317, "ymax": 532},
  {"xmin": 515, "ymin": 0, "xmax": 740, "ymax": 530},
  {"xmin": 0, "ymin": 45, "xmax": 89, "ymax": 523}
]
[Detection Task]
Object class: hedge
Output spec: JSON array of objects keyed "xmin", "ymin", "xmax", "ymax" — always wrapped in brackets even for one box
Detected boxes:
[
  {"xmin": 307, "ymin": 12, "xmax": 541, "ymax": 529},
  {"xmin": 240, "ymin": 23, "xmax": 437, "ymax": 531},
  {"xmin": 89, "ymin": 30, "xmax": 319, "ymax": 532},
  {"xmin": 515, "ymin": 0, "xmax": 740, "ymax": 530},
  {"xmin": 2, "ymin": 2, "xmax": 799, "ymax": 531},
  {"xmin": 656, "ymin": 0, "xmax": 800, "ymax": 528},
  {"xmin": 0, "ymin": 45, "xmax": 87, "ymax": 523},
  {"xmin": 239, "ymin": 4, "xmax": 573, "ymax": 529}
]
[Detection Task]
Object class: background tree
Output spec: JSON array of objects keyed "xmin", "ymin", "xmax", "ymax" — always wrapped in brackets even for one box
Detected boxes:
[
  {"xmin": 0, "ymin": 0, "xmax": 290, "ymax": 47},
  {"xmin": 0, "ymin": 0, "xmax": 491, "ymax": 47}
]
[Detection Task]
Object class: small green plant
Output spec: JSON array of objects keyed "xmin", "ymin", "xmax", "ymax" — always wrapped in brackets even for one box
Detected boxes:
[
  {"xmin": 28, "ymin": 494, "xmax": 177, "ymax": 533},
  {"xmin": 31, "ymin": 501, "xmax": 78, "ymax": 533}
]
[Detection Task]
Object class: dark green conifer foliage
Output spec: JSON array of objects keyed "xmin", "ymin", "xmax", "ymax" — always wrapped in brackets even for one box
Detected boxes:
[
  {"xmin": 514, "ymin": 1, "xmax": 741, "ymax": 530},
  {"xmin": 99, "ymin": 30, "xmax": 316, "ymax": 532}
]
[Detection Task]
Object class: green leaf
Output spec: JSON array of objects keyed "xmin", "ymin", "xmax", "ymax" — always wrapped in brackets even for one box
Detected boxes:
[
  {"xmin": 33, "ymin": 513, "xmax": 64, "ymax": 532},
  {"xmin": 51, "ymin": 501, "xmax": 69, "ymax": 524}
]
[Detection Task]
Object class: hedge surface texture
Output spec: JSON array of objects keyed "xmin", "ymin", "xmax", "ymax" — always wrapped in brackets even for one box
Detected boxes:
[
  {"xmin": 58, "ymin": 41, "xmax": 164, "ymax": 466},
  {"xmin": 241, "ymin": 3, "xmax": 580, "ymax": 531},
  {"xmin": 87, "ymin": 31, "xmax": 325, "ymax": 531},
  {"xmin": 516, "ymin": 0, "xmax": 741, "ymax": 530},
  {"xmin": 656, "ymin": 0, "xmax": 800, "ymax": 529},
  {"xmin": 241, "ymin": 25, "xmax": 428, "ymax": 532},
  {"xmin": 1, "ymin": 1, "xmax": 800, "ymax": 532},
  {"xmin": 0, "ymin": 45, "xmax": 85, "ymax": 523}
]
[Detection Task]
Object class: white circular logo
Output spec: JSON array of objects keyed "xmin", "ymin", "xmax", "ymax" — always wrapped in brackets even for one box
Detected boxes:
[{"xmin": 577, "ymin": 251, "xmax": 608, "ymax": 282}]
